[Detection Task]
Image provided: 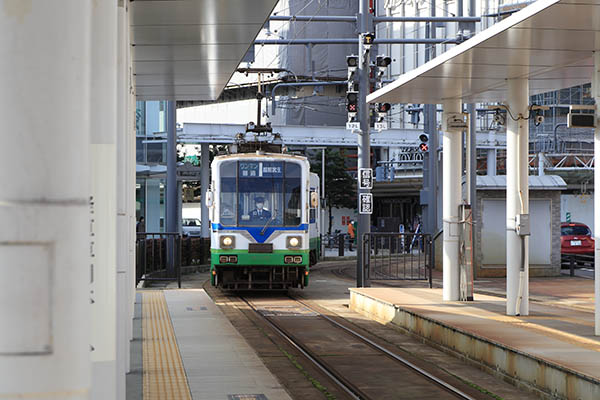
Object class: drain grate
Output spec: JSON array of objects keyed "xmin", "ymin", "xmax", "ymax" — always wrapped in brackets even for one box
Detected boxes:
[
  {"xmin": 256, "ymin": 305, "xmax": 318, "ymax": 317},
  {"xmin": 228, "ymin": 395, "xmax": 268, "ymax": 400}
]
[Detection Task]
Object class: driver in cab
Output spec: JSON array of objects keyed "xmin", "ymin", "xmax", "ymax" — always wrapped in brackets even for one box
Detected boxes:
[{"xmin": 249, "ymin": 196, "xmax": 271, "ymax": 223}]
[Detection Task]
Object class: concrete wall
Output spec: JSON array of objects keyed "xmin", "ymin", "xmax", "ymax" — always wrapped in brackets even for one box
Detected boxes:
[
  {"xmin": 328, "ymin": 206, "xmax": 357, "ymax": 234},
  {"xmin": 561, "ymin": 193, "xmax": 594, "ymax": 234},
  {"xmin": 475, "ymin": 190, "xmax": 561, "ymax": 278},
  {"xmin": 182, "ymin": 203, "xmax": 201, "ymax": 220}
]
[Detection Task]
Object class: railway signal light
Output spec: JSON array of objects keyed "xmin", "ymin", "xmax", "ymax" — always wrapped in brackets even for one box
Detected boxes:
[
  {"xmin": 347, "ymin": 55, "xmax": 358, "ymax": 81},
  {"xmin": 376, "ymin": 55, "xmax": 392, "ymax": 68},
  {"xmin": 347, "ymin": 55, "xmax": 358, "ymax": 71},
  {"xmin": 419, "ymin": 133, "xmax": 429, "ymax": 152},
  {"xmin": 376, "ymin": 103, "xmax": 391, "ymax": 113},
  {"xmin": 347, "ymin": 91, "xmax": 358, "ymax": 119},
  {"xmin": 375, "ymin": 55, "xmax": 392, "ymax": 87},
  {"xmin": 375, "ymin": 103, "xmax": 391, "ymax": 122}
]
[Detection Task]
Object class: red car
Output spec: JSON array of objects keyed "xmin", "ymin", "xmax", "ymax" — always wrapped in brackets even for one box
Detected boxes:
[{"xmin": 561, "ymin": 222, "xmax": 594, "ymax": 256}]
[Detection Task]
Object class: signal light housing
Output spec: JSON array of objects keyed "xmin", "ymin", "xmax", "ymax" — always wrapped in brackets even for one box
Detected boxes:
[
  {"xmin": 347, "ymin": 91, "xmax": 358, "ymax": 114},
  {"xmin": 346, "ymin": 55, "xmax": 358, "ymax": 69},
  {"xmin": 376, "ymin": 103, "xmax": 391, "ymax": 113},
  {"xmin": 376, "ymin": 55, "xmax": 392, "ymax": 68},
  {"xmin": 419, "ymin": 133, "xmax": 429, "ymax": 152}
]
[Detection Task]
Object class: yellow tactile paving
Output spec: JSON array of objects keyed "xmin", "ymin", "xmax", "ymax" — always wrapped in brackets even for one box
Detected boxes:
[{"xmin": 142, "ymin": 291, "xmax": 192, "ymax": 400}]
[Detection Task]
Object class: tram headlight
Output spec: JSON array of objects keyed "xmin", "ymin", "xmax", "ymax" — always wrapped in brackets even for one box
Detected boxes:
[
  {"xmin": 286, "ymin": 236, "xmax": 302, "ymax": 249},
  {"xmin": 220, "ymin": 235, "xmax": 235, "ymax": 249},
  {"xmin": 293, "ymin": 256, "xmax": 303, "ymax": 264}
]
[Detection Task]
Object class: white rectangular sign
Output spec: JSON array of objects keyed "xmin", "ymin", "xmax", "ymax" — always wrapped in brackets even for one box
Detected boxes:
[
  {"xmin": 346, "ymin": 121, "xmax": 360, "ymax": 131},
  {"xmin": 359, "ymin": 193, "xmax": 373, "ymax": 214},
  {"xmin": 358, "ymin": 168, "xmax": 373, "ymax": 190},
  {"xmin": 374, "ymin": 122, "xmax": 388, "ymax": 131}
]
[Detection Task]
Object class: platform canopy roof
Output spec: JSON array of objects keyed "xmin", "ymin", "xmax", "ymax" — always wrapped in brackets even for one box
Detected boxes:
[
  {"xmin": 367, "ymin": 0, "xmax": 600, "ymax": 105},
  {"xmin": 130, "ymin": 0, "xmax": 278, "ymax": 101}
]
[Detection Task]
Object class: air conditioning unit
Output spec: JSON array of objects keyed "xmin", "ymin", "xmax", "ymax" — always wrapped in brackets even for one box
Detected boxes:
[{"xmin": 567, "ymin": 113, "xmax": 595, "ymax": 128}]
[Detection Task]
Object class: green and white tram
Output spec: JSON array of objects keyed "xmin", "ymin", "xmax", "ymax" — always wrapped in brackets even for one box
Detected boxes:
[{"xmin": 207, "ymin": 152, "xmax": 320, "ymax": 290}]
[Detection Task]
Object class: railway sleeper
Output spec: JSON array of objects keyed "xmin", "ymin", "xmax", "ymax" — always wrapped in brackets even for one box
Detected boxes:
[{"xmin": 217, "ymin": 265, "xmax": 305, "ymax": 290}]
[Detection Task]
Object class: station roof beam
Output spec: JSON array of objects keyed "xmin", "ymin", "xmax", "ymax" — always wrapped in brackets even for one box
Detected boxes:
[{"xmin": 130, "ymin": 0, "xmax": 279, "ymax": 101}]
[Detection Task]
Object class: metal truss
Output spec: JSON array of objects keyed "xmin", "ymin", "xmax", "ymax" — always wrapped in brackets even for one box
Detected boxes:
[{"xmin": 530, "ymin": 153, "xmax": 595, "ymax": 172}]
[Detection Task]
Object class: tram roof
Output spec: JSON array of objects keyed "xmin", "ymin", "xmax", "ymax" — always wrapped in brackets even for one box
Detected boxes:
[
  {"xmin": 131, "ymin": 0, "xmax": 278, "ymax": 101},
  {"xmin": 367, "ymin": 0, "xmax": 599, "ymax": 105}
]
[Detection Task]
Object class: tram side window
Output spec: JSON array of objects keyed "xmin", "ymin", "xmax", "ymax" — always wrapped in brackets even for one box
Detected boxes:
[
  {"xmin": 220, "ymin": 161, "xmax": 237, "ymax": 226},
  {"xmin": 285, "ymin": 162, "xmax": 302, "ymax": 226}
]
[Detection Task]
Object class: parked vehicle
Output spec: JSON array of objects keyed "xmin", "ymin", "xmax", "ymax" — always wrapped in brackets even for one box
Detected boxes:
[
  {"xmin": 182, "ymin": 218, "xmax": 202, "ymax": 237},
  {"xmin": 560, "ymin": 222, "xmax": 594, "ymax": 256}
]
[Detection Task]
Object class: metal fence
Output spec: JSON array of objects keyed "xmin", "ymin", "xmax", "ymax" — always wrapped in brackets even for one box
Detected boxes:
[
  {"xmin": 136, "ymin": 232, "xmax": 182, "ymax": 288},
  {"xmin": 362, "ymin": 232, "xmax": 433, "ymax": 287},
  {"xmin": 561, "ymin": 253, "xmax": 595, "ymax": 276}
]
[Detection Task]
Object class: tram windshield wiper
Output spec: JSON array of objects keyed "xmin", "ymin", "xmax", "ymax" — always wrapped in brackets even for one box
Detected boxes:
[{"xmin": 260, "ymin": 211, "xmax": 277, "ymax": 235}]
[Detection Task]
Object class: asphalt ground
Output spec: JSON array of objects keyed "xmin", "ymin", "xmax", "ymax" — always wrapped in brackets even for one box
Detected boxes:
[{"xmin": 165, "ymin": 262, "xmax": 540, "ymax": 400}]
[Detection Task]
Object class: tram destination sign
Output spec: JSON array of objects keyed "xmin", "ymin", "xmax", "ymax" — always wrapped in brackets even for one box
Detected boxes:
[
  {"xmin": 359, "ymin": 193, "xmax": 373, "ymax": 214},
  {"xmin": 358, "ymin": 168, "xmax": 373, "ymax": 190},
  {"xmin": 239, "ymin": 161, "xmax": 283, "ymax": 178}
]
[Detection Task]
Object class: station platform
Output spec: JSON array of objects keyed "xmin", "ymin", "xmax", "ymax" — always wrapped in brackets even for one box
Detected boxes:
[
  {"xmin": 128, "ymin": 288, "xmax": 292, "ymax": 400},
  {"xmin": 349, "ymin": 277, "xmax": 600, "ymax": 400}
]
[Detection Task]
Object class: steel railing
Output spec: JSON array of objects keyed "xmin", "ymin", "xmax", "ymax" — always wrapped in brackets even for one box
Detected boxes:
[
  {"xmin": 136, "ymin": 232, "xmax": 182, "ymax": 288},
  {"xmin": 363, "ymin": 232, "xmax": 433, "ymax": 288}
]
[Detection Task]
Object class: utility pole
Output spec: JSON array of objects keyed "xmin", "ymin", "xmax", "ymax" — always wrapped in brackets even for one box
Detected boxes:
[
  {"xmin": 356, "ymin": 0, "xmax": 372, "ymax": 287},
  {"xmin": 422, "ymin": 0, "xmax": 438, "ymax": 238}
]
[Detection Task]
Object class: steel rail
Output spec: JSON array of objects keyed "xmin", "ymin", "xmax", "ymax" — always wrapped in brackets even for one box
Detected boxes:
[
  {"xmin": 240, "ymin": 297, "xmax": 364, "ymax": 400},
  {"xmin": 292, "ymin": 297, "xmax": 478, "ymax": 400}
]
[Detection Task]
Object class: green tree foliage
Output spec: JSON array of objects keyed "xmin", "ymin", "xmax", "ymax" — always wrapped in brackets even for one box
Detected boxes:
[{"xmin": 309, "ymin": 149, "xmax": 356, "ymax": 234}]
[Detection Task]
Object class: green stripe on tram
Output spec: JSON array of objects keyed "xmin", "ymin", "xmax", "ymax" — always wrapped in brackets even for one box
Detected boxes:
[{"xmin": 211, "ymin": 249, "xmax": 310, "ymax": 267}]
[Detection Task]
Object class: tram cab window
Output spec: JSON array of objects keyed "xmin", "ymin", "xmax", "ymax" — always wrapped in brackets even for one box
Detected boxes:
[{"xmin": 219, "ymin": 160, "xmax": 303, "ymax": 227}]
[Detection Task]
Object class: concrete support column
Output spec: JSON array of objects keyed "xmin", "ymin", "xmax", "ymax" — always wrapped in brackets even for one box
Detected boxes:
[
  {"xmin": 166, "ymin": 101, "xmax": 177, "ymax": 274},
  {"xmin": 442, "ymin": 99, "xmax": 462, "ymax": 301},
  {"xmin": 116, "ymin": 3, "xmax": 129, "ymax": 398},
  {"xmin": 128, "ymin": 92, "xmax": 136, "ymax": 351},
  {"xmin": 593, "ymin": 51, "xmax": 600, "ymax": 335},
  {"xmin": 90, "ymin": 1, "xmax": 118, "ymax": 399},
  {"xmin": 201, "ymin": 143, "xmax": 211, "ymax": 238},
  {"xmin": 506, "ymin": 78, "xmax": 529, "ymax": 316},
  {"xmin": 146, "ymin": 179, "xmax": 162, "ymax": 232},
  {"xmin": 0, "ymin": 1, "xmax": 92, "ymax": 398}
]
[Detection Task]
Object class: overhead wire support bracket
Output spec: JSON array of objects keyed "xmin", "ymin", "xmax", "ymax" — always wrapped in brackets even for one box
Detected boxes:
[
  {"xmin": 268, "ymin": 15, "xmax": 480, "ymax": 23},
  {"xmin": 255, "ymin": 38, "xmax": 464, "ymax": 45},
  {"xmin": 270, "ymin": 15, "xmax": 357, "ymax": 22},
  {"xmin": 373, "ymin": 16, "xmax": 480, "ymax": 23}
]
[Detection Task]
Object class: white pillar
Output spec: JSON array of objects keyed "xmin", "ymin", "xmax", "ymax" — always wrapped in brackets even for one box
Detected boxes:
[
  {"xmin": 0, "ymin": 1, "xmax": 92, "ymax": 398},
  {"xmin": 116, "ymin": 3, "xmax": 129, "ymax": 398},
  {"xmin": 442, "ymin": 99, "xmax": 462, "ymax": 301},
  {"xmin": 487, "ymin": 149, "xmax": 497, "ymax": 176},
  {"xmin": 90, "ymin": 1, "xmax": 118, "ymax": 399},
  {"xmin": 465, "ymin": 114, "xmax": 472, "ymax": 204},
  {"xmin": 201, "ymin": 143, "xmax": 211, "ymax": 238},
  {"xmin": 506, "ymin": 78, "xmax": 529, "ymax": 316},
  {"xmin": 146, "ymin": 179, "xmax": 162, "ymax": 232},
  {"xmin": 593, "ymin": 51, "xmax": 600, "ymax": 335}
]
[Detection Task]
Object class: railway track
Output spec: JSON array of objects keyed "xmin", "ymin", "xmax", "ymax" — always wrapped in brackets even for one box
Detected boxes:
[{"xmin": 241, "ymin": 293, "xmax": 487, "ymax": 400}]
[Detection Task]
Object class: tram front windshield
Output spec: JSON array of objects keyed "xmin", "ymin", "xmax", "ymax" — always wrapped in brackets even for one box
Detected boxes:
[{"xmin": 219, "ymin": 160, "xmax": 302, "ymax": 227}]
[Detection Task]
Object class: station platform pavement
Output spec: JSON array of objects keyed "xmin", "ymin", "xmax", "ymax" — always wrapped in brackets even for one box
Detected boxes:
[
  {"xmin": 350, "ymin": 274, "xmax": 600, "ymax": 400},
  {"xmin": 127, "ymin": 286, "xmax": 292, "ymax": 400}
]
